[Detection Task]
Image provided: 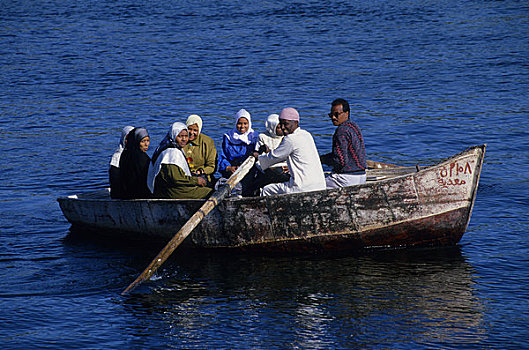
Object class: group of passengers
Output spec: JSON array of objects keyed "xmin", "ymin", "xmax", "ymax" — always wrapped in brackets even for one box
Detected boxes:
[{"xmin": 109, "ymin": 98, "xmax": 367, "ymax": 200}]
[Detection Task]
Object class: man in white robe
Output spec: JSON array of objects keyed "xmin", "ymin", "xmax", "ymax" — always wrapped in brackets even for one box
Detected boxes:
[{"xmin": 256, "ymin": 107, "xmax": 326, "ymax": 196}]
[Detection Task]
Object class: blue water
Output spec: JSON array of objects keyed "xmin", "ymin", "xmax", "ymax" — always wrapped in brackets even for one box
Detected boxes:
[{"xmin": 1, "ymin": 0, "xmax": 528, "ymax": 348}]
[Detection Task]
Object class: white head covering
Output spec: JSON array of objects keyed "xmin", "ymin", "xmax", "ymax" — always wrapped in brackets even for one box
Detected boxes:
[
  {"xmin": 110, "ymin": 125, "xmax": 134, "ymax": 167},
  {"xmin": 186, "ymin": 114, "xmax": 203, "ymax": 134},
  {"xmin": 265, "ymin": 114, "xmax": 281, "ymax": 138},
  {"xmin": 255, "ymin": 113, "xmax": 283, "ymax": 154},
  {"xmin": 225, "ymin": 108, "xmax": 257, "ymax": 145},
  {"xmin": 147, "ymin": 122, "xmax": 191, "ymax": 193}
]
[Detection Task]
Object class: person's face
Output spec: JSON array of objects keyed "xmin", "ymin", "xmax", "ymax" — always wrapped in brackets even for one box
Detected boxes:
[
  {"xmin": 139, "ymin": 136, "xmax": 150, "ymax": 152},
  {"xmin": 279, "ymin": 119, "xmax": 298, "ymax": 135},
  {"xmin": 187, "ymin": 123, "xmax": 200, "ymax": 142},
  {"xmin": 175, "ymin": 129, "xmax": 189, "ymax": 148},
  {"xmin": 275, "ymin": 123, "xmax": 284, "ymax": 136},
  {"xmin": 236, "ymin": 117, "xmax": 249, "ymax": 134},
  {"xmin": 329, "ymin": 104, "xmax": 349, "ymax": 126}
]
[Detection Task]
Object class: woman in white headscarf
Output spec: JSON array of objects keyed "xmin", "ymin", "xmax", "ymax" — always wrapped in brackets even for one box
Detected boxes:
[
  {"xmin": 255, "ymin": 114, "xmax": 284, "ymax": 155},
  {"xmin": 183, "ymin": 114, "xmax": 217, "ymax": 186},
  {"xmin": 251, "ymin": 114, "xmax": 290, "ymax": 194},
  {"xmin": 217, "ymin": 108, "xmax": 259, "ymax": 196},
  {"xmin": 109, "ymin": 125, "xmax": 134, "ymax": 199},
  {"xmin": 147, "ymin": 122, "xmax": 211, "ymax": 199}
]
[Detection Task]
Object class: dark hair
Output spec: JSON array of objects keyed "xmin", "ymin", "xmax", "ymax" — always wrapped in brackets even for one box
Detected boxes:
[{"xmin": 331, "ymin": 98, "xmax": 350, "ymax": 113}]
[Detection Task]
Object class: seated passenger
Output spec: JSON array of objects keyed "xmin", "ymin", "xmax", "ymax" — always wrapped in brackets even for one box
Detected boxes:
[
  {"xmin": 252, "ymin": 114, "xmax": 290, "ymax": 194},
  {"xmin": 119, "ymin": 127, "xmax": 151, "ymax": 199},
  {"xmin": 109, "ymin": 125, "xmax": 134, "ymax": 199},
  {"xmin": 147, "ymin": 122, "xmax": 211, "ymax": 199},
  {"xmin": 183, "ymin": 114, "xmax": 217, "ymax": 187},
  {"xmin": 217, "ymin": 109, "xmax": 259, "ymax": 196},
  {"xmin": 256, "ymin": 107, "xmax": 326, "ymax": 196},
  {"xmin": 320, "ymin": 98, "xmax": 367, "ymax": 188}
]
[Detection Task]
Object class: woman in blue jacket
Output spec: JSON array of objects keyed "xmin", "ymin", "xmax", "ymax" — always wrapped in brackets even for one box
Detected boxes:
[{"xmin": 217, "ymin": 108, "xmax": 259, "ymax": 196}]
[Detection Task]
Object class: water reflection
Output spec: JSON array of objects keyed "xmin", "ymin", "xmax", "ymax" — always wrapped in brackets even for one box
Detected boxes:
[{"xmin": 122, "ymin": 247, "xmax": 486, "ymax": 348}]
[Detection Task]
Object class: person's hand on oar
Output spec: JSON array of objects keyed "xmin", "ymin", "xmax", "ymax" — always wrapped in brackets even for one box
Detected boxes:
[
  {"xmin": 253, "ymin": 144, "xmax": 270, "ymax": 159},
  {"xmin": 225, "ymin": 165, "xmax": 238, "ymax": 173}
]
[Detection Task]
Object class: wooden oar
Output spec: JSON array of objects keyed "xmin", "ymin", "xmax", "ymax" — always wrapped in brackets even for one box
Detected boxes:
[{"xmin": 122, "ymin": 156, "xmax": 256, "ymax": 295}]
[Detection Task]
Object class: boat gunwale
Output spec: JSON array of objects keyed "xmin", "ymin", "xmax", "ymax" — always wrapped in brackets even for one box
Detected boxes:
[{"xmin": 56, "ymin": 145, "xmax": 486, "ymax": 251}]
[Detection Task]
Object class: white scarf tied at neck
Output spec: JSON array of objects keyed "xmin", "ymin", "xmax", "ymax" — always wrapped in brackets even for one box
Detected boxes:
[
  {"xmin": 225, "ymin": 108, "xmax": 256, "ymax": 145},
  {"xmin": 147, "ymin": 122, "xmax": 191, "ymax": 193}
]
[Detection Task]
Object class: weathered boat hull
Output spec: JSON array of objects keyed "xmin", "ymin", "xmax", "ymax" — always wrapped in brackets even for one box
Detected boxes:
[{"xmin": 58, "ymin": 145, "xmax": 485, "ymax": 252}]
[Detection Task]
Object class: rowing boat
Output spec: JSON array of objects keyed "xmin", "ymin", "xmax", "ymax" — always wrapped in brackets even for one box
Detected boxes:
[{"xmin": 57, "ymin": 145, "xmax": 485, "ymax": 252}]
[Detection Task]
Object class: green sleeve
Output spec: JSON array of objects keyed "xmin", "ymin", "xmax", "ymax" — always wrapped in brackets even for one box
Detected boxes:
[
  {"xmin": 161, "ymin": 164, "xmax": 199, "ymax": 187},
  {"xmin": 202, "ymin": 136, "xmax": 218, "ymax": 175}
]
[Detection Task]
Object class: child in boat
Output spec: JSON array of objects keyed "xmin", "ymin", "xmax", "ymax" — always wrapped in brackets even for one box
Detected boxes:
[
  {"xmin": 109, "ymin": 125, "xmax": 134, "ymax": 199},
  {"xmin": 251, "ymin": 114, "xmax": 290, "ymax": 194},
  {"xmin": 119, "ymin": 127, "xmax": 152, "ymax": 199},
  {"xmin": 217, "ymin": 109, "xmax": 259, "ymax": 196},
  {"xmin": 183, "ymin": 114, "xmax": 217, "ymax": 187},
  {"xmin": 147, "ymin": 122, "xmax": 212, "ymax": 199}
]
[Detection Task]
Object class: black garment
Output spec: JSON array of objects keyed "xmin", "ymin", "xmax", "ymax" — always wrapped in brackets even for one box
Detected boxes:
[
  {"xmin": 109, "ymin": 165, "xmax": 122, "ymax": 199},
  {"xmin": 247, "ymin": 167, "xmax": 290, "ymax": 197},
  {"xmin": 240, "ymin": 166, "xmax": 258, "ymax": 197},
  {"xmin": 119, "ymin": 128, "xmax": 151, "ymax": 199}
]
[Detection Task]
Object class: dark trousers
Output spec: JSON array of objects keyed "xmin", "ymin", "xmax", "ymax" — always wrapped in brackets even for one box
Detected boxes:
[{"xmin": 247, "ymin": 167, "xmax": 290, "ymax": 197}]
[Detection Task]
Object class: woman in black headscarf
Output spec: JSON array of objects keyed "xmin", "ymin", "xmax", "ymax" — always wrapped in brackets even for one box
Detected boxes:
[{"xmin": 119, "ymin": 127, "xmax": 151, "ymax": 199}]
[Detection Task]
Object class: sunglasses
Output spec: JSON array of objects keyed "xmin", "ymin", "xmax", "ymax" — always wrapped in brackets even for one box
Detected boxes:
[{"xmin": 328, "ymin": 111, "xmax": 347, "ymax": 118}]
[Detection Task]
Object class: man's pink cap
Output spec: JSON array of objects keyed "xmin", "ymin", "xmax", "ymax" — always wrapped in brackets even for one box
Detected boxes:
[{"xmin": 279, "ymin": 107, "xmax": 299, "ymax": 121}]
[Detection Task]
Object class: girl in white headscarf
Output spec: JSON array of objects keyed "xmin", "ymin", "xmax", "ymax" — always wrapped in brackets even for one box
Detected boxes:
[
  {"xmin": 109, "ymin": 126, "xmax": 134, "ymax": 199},
  {"xmin": 217, "ymin": 109, "xmax": 259, "ymax": 196},
  {"xmin": 255, "ymin": 114, "xmax": 284, "ymax": 156},
  {"xmin": 147, "ymin": 122, "xmax": 211, "ymax": 199},
  {"xmin": 252, "ymin": 114, "xmax": 290, "ymax": 194},
  {"xmin": 218, "ymin": 109, "xmax": 259, "ymax": 177}
]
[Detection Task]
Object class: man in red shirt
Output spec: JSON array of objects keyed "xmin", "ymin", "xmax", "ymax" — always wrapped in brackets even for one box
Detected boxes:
[{"xmin": 320, "ymin": 98, "xmax": 367, "ymax": 188}]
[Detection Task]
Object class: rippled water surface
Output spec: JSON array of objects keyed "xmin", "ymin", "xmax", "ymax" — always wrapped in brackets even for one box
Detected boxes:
[{"xmin": 1, "ymin": 0, "xmax": 528, "ymax": 348}]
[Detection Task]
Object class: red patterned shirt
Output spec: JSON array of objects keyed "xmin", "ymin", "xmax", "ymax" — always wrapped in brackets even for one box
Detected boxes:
[{"xmin": 331, "ymin": 120, "xmax": 366, "ymax": 173}]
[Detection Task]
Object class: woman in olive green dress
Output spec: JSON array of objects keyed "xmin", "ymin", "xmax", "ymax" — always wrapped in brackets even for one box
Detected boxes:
[
  {"xmin": 183, "ymin": 114, "xmax": 217, "ymax": 186},
  {"xmin": 147, "ymin": 122, "xmax": 211, "ymax": 199}
]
